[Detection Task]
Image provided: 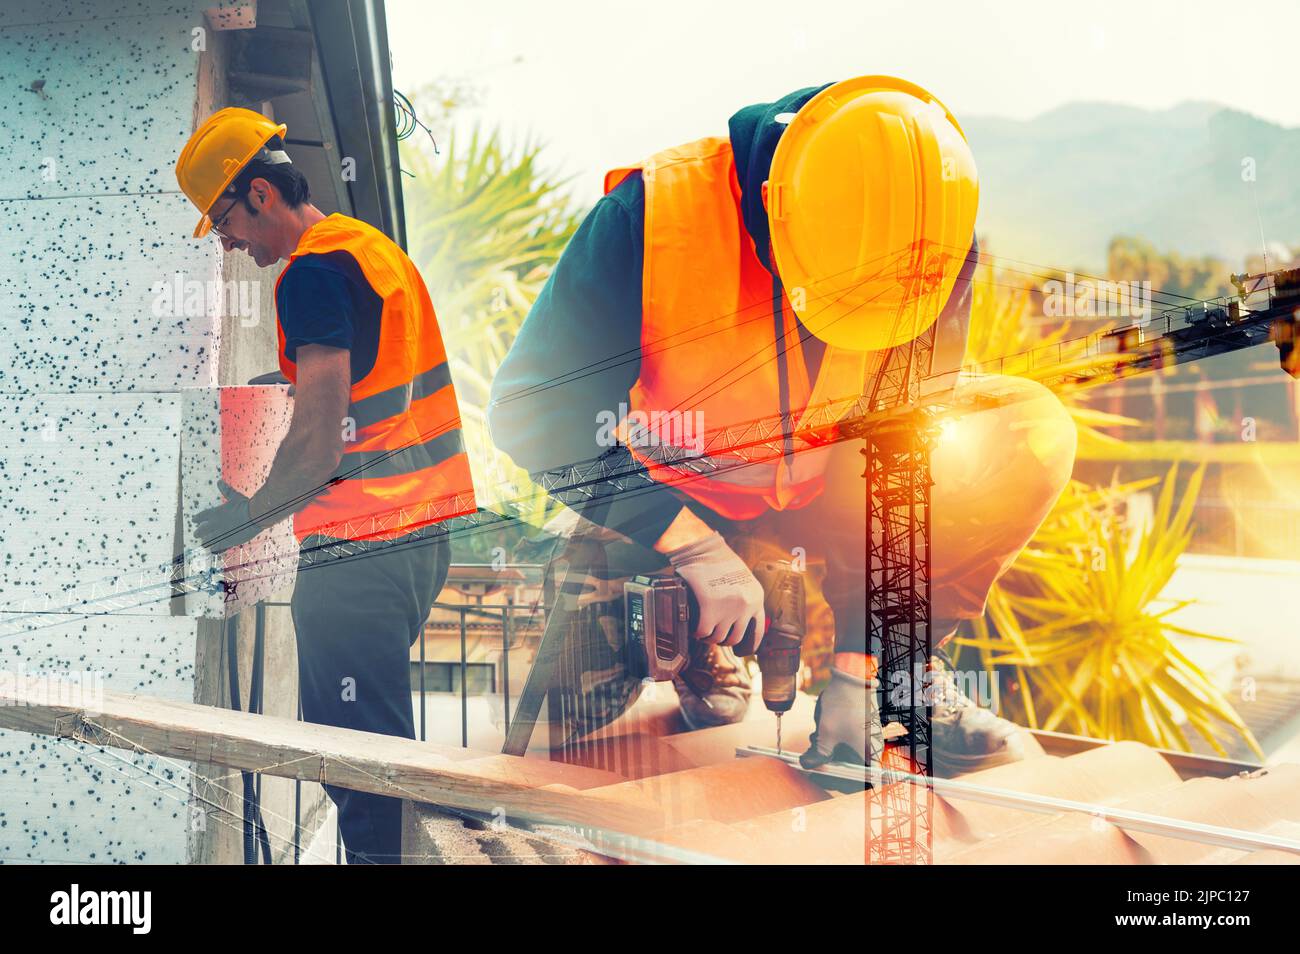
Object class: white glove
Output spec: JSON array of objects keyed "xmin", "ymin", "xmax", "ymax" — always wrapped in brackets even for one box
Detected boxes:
[
  {"xmin": 800, "ymin": 666, "xmax": 884, "ymax": 770},
  {"xmin": 666, "ymin": 531, "xmax": 766, "ymax": 649}
]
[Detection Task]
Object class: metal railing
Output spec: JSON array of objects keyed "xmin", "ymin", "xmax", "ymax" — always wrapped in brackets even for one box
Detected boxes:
[{"xmin": 241, "ymin": 563, "xmax": 548, "ymax": 864}]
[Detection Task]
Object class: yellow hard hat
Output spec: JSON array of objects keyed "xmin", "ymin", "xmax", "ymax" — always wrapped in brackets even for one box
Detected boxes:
[
  {"xmin": 767, "ymin": 76, "xmax": 978, "ymax": 351},
  {"xmin": 175, "ymin": 107, "xmax": 289, "ymax": 238}
]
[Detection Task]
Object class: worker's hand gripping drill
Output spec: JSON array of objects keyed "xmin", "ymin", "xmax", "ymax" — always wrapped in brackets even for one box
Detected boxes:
[
  {"xmin": 665, "ymin": 531, "xmax": 766, "ymax": 649},
  {"xmin": 193, "ymin": 479, "xmax": 262, "ymax": 553}
]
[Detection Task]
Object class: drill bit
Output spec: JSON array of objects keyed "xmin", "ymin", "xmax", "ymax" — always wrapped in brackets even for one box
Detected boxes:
[{"xmin": 775, "ymin": 712, "xmax": 783, "ymax": 756}]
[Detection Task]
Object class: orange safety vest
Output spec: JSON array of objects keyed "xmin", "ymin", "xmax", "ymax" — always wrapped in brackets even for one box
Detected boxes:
[
  {"xmin": 275, "ymin": 214, "xmax": 476, "ymax": 541},
  {"xmin": 606, "ymin": 138, "xmax": 873, "ymax": 521}
]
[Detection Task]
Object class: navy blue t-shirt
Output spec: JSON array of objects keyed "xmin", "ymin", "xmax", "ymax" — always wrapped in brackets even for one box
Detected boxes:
[{"xmin": 275, "ymin": 250, "xmax": 383, "ymax": 383}]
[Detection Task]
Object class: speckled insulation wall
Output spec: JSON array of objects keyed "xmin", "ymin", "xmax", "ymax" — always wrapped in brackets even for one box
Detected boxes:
[
  {"xmin": 0, "ymin": 0, "xmax": 265, "ymax": 863},
  {"xmin": 0, "ymin": 615, "xmax": 198, "ymax": 863}
]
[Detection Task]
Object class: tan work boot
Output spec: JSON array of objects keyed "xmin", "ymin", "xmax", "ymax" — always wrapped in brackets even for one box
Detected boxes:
[
  {"xmin": 673, "ymin": 641, "xmax": 752, "ymax": 729},
  {"xmin": 929, "ymin": 653, "xmax": 1039, "ymax": 777}
]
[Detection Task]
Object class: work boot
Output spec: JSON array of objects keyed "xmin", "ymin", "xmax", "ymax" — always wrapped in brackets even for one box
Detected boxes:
[
  {"xmin": 929, "ymin": 653, "xmax": 1038, "ymax": 777},
  {"xmin": 673, "ymin": 641, "xmax": 752, "ymax": 729}
]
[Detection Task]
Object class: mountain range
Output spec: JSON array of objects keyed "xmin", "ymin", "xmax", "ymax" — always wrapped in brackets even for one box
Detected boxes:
[{"xmin": 963, "ymin": 101, "xmax": 1300, "ymax": 273}]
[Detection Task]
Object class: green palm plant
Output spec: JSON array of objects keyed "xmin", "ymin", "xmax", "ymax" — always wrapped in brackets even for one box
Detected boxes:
[
  {"xmin": 400, "ymin": 128, "xmax": 583, "ymax": 533},
  {"xmin": 403, "ymin": 126, "xmax": 582, "ymax": 381}
]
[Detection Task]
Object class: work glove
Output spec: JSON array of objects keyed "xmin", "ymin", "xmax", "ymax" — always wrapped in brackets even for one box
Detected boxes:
[
  {"xmin": 193, "ymin": 479, "xmax": 262, "ymax": 553},
  {"xmin": 800, "ymin": 666, "xmax": 884, "ymax": 771},
  {"xmin": 666, "ymin": 531, "xmax": 765, "ymax": 648}
]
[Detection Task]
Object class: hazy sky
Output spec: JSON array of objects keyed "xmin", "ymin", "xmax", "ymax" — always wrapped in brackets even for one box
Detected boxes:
[{"xmin": 389, "ymin": 0, "xmax": 1300, "ymax": 198}]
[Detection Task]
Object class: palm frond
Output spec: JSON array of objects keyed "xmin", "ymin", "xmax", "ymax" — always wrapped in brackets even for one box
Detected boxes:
[{"xmin": 400, "ymin": 127, "xmax": 585, "ymax": 553}]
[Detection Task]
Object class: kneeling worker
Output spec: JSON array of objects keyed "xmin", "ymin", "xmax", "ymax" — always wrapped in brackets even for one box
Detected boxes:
[{"xmin": 488, "ymin": 77, "xmax": 1076, "ymax": 773}]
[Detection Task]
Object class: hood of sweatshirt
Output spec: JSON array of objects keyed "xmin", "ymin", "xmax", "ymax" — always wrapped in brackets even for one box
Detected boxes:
[{"xmin": 727, "ymin": 83, "xmax": 833, "ymax": 273}]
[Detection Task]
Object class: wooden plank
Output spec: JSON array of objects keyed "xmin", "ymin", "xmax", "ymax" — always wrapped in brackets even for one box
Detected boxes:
[
  {"xmin": 695, "ymin": 792, "xmax": 870, "ymax": 864},
  {"xmin": 931, "ymin": 742, "xmax": 1180, "ymax": 843},
  {"xmin": 0, "ymin": 194, "xmax": 219, "ymax": 393},
  {"xmin": 0, "ymin": 672, "xmax": 663, "ymax": 835},
  {"xmin": 661, "ymin": 694, "xmax": 817, "ymax": 765},
  {"xmin": 583, "ymin": 756, "xmax": 829, "ymax": 829},
  {"xmin": 450, "ymin": 755, "xmax": 629, "ymax": 791},
  {"xmin": 554, "ymin": 733, "xmax": 699, "ymax": 781}
]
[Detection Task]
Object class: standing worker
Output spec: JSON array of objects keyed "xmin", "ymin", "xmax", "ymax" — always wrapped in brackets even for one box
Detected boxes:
[
  {"xmin": 489, "ymin": 77, "xmax": 1077, "ymax": 773},
  {"xmin": 175, "ymin": 108, "xmax": 476, "ymax": 861}
]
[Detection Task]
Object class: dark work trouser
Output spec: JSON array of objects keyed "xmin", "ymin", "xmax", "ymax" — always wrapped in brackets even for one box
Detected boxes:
[{"xmin": 290, "ymin": 530, "xmax": 450, "ymax": 865}]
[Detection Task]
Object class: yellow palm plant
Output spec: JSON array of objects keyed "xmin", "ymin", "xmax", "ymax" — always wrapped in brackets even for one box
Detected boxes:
[
  {"xmin": 953, "ymin": 465, "xmax": 1262, "ymax": 757},
  {"xmin": 952, "ymin": 262, "xmax": 1260, "ymax": 755}
]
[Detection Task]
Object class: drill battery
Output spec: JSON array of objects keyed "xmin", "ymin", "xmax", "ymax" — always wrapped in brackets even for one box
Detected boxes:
[{"xmin": 623, "ymin": 573, "xmax": 691, "ymax": 682}]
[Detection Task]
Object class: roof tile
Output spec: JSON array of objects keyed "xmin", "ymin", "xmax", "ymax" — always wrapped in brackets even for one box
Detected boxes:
[{"xmin": 585, "ymin": 755, "xmax": 830, "ymax": 829}]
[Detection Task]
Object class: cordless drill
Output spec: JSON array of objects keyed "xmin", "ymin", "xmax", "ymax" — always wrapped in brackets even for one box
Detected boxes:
[
  {"xmin": 624, "ymin": 559, "xmax": 806, "ymax": 749},
  {"xmin": 735, "ymin": 560, "xmax": 806, "ymax": 752}
]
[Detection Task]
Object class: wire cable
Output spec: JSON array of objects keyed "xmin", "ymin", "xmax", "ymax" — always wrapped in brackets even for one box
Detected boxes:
[{"xmin": 393, "ymin": 88, "xmax": 439, "ymax": 154}]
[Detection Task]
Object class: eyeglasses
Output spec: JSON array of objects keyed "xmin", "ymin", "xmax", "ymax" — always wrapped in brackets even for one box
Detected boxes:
[{"xmin": 209, "ymin": 196, "xmax": 239, "ymax": 238}]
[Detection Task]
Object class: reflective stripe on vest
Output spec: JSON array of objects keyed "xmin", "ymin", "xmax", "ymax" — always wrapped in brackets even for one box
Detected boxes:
[
  {"xmin": 608, "ymin": 138, "xmax": 869, "ymax": 521},
  {"xmin": 274, "ymin": 214, "xmax": 476, "ymax": 540},
  {"xmin": 346, "ymin": 360, "xmax": 453, "ymax": 430}
]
